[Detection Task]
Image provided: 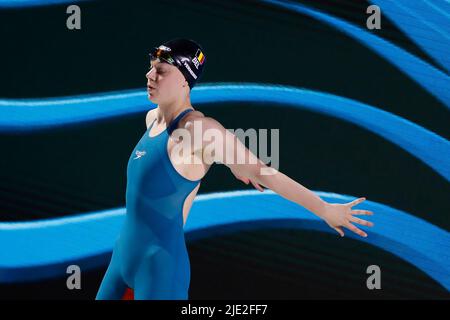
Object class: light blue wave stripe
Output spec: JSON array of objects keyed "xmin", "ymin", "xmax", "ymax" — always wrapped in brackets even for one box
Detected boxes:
[
  {"xmin": 2, "ymin": 0, "xmax": 449, "ymax": 108},
  {"xmin": 0, "ymin": 0, "xmax": 86, "ymax": 8},
  {"xmin": 0, "ymin": 190, "xmax": 449, "ymax": 291},
  {"xmin": 424, "ymin": 0, "xmax": 450, "ymax": 29},
  {"xmin": 424, "ymin": 0, "xmax": 450, "ymax": 19},
  {"xmin": 261, "ymin": 0, "xmax": 450, "ymax": 109},
  {"xmin": 1, "ymin": 83, "xmax": 448, "ymax": 181},
  {"xmin": 198, "ymin": 84, "xmax": 450, "ymax": 181},
  {"xmin": 0, "ymin": 89, "xmax": 149, "ymax": 130},
  {"xmin": 371, "ymin": 0, "xmax": 450, "ymax": 73}
]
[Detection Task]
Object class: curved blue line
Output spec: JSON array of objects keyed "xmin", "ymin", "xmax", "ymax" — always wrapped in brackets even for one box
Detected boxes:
[
  {"xmin": 0, "ymin": 0, "xmax": 87, "ymax": 8},
  {"xmin": 0, "ymin": 190, "xmax": 449, "ymax": 291},
  {"xmin": 0, "ymin": 88, "xmax": 149, "ymax": 131},
  {"xmin": 424, "ymin": 0, "xmax": 450, "ymax": 20},
  {"xmin": 260, "ymin": 0, "xmax": 450, "ymax": 108},
  {"xmin": 2, "ymin": 0, "xmax": 449, "ymax": 109},
  {"xmin": 1, "ymin": 0, "xmax": 447, "ymax": 293},
  {"xmin": 1, "ymin": 83, "xmax": 448, "ymax": 181},
  {"xmin": 370, "ymin": 0, "xmax": 450, "ymax": 73}
]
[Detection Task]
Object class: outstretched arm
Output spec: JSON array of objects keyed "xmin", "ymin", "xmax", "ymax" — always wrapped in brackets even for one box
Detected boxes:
[
  {"xmin": 199, "ymin": 117, "xmax": 374, "ymax": 238},
  {"xmin": 229, "ymin": 166, "xmax": 265, "ymax": 192}
]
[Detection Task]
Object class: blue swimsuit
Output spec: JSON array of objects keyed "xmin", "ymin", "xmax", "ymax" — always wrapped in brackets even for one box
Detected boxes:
[{"xmin": 96, "ymin": 108, "xmax": 201, "ymax": 300}]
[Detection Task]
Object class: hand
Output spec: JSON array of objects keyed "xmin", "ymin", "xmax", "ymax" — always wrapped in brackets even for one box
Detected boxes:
[
  {"xmin": 230, "ymin": 168, "xmax": 264, "ymax": 192},
  {"xmin": 320, "ymin": 197, "xmax": 374, "ymax": 238}
]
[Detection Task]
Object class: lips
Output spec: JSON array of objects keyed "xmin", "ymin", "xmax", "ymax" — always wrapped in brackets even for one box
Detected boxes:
[{"xmin": 147, "ymin": 85, "xmax": 156, "ymax": 96}]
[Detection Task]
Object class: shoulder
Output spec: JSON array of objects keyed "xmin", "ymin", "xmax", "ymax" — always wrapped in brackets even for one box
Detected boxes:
[
  {"xmin": 183, "ymin": 110, "xmax": 204, "ymax": 122},
  {"xmin": 181, "ymin": 111, "xmax": 224, "ymax": 131},
  {"xmin": 145, "ymin": 108, "xmax": 157, "ymax": 129},
  {"xmin": 180, "ymin": 110, "xmax": 205, "ymax": 128}
]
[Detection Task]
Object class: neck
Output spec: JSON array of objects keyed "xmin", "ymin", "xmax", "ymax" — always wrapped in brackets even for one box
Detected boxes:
[{"xmin": 156, "ymin": 94, "xmax": 193, "ymax": 125}]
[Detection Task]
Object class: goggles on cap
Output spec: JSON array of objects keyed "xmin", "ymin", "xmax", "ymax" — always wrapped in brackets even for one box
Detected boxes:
[{"xmin": 149, "ymin": 46, "xmax": 176, "ymax": 66}]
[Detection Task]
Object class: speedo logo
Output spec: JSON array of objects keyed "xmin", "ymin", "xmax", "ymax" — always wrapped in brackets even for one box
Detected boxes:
[
  {"xmin": 183, "ymin": 61, "xmax": 197, "ymax": 79},
  {"xmin": 133, "ymin": 150, "xmax": 146, "ymax": 160}
]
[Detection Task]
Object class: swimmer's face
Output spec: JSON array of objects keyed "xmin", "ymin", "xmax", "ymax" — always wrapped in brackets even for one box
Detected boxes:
[{"xmin": 146, "ymin": 58, "xmax": 189, "ymax": 104}]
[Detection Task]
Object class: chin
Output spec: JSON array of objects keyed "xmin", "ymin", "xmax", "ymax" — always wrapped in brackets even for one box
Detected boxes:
[{"xmin": 148, "ymin": 93, "xmax": 157, "ymax": 103}]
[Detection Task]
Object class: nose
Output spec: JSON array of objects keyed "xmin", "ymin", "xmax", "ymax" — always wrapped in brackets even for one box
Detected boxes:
[{"xmin": 146, "ymin": 68, "xmax": 155, "ymax": 81}]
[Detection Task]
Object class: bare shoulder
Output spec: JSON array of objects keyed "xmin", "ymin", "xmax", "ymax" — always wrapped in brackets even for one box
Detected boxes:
[
  {"xmin": 180, "ymin": 110, "xmax": 206, "ymax": 128},
  {"xmin": 184, "ymin": 110, "xmax": 205, "ymax": 120},
  {"xmin": 197, "ymin": 115, "xmax": 225, "ymax": 131},
  {"xmin": 185, "ymin": 110, "xmax": 225, "ymax": 128},
  {"xmin": 145, "ymin": 108, "xmax": 157, "ymax": 129}
]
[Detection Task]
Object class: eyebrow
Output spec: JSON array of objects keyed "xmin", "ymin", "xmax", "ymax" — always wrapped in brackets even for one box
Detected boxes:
[{"xmin": 150, "ymin": 60, "xmax": 168, "ymax": 69}]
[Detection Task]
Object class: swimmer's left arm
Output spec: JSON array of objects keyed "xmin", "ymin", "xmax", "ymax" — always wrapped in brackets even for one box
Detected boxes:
[
  {"xmin": 253, "ymin": 169, "xmax": 374, "ymax": 238},
  {"xmin": 182, "ymin": 113, "xmax": 263, "ymax": 191},
  {"xmin": 199, "ymin": 117, "xmax": 374, "ymax": 238}
]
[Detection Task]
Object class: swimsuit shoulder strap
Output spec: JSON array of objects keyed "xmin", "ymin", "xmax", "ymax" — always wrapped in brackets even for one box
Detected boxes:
[
  {"xmin": 167, "ymin": 108, "xmax": 194, "ymax": 135},
  {"xmin": 148, "ymin": 117, "xmax": 157, "ymax": 131}
]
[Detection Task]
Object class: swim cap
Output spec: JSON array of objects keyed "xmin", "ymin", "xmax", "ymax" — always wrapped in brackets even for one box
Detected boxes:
[{"xmin": 149, "ymin": 38, "xmax": 206, "ymax": 90}]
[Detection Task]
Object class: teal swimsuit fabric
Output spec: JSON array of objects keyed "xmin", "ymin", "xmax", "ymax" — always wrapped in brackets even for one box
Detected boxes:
[{"xmin": 96, "ymin": 108, "xmax": 200, "ymax": 300}]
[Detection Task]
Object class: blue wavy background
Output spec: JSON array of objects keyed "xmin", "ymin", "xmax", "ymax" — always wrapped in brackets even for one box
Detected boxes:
[{"xmin": 0, "ymin": 0, "xmax": 448, "ymax": 295}]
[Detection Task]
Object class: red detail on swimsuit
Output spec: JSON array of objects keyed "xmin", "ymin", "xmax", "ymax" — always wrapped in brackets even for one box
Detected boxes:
[{"xmin": 122, "ymin": 288, "xmax": 134, "ymax": 300}]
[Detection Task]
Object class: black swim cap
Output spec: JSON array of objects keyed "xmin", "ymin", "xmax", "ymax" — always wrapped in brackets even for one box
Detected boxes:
[{"xmin": 149, "ymin": 38, "xmax": 206, "ymax": 90}]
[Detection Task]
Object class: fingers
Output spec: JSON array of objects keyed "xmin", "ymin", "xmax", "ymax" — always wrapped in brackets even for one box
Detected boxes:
[
  {"xmin": 237, "ymin": 175, "xmax": 249, "ymax": 184},
  {"xmin": 236, "ymin": 174, "xmax": 264, "ymax": 192},
  {"xmin": 236, "ymin": 173, "xmax": 264, "ymax": 192},
  {"xmin": 349, "ymin": 216, "xmax": 374, "ymax": 227},
  {"xmin": 251, "ymin": 180, "xmax": 264, "ymax": 192},
  {"xmin": 345, "ymin": 222, "xmax": 367, "ymax": 238},
  {"xmin": 351, "ymin": 209, "xmax": 374, "ymax": 216},
  {"xmin": 348, "ymin": 197, "xmax": 366, "ymax": 208},
  {"xmin": 334, "ymin": 227, "xmax": 344, "ymax": 237}
]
